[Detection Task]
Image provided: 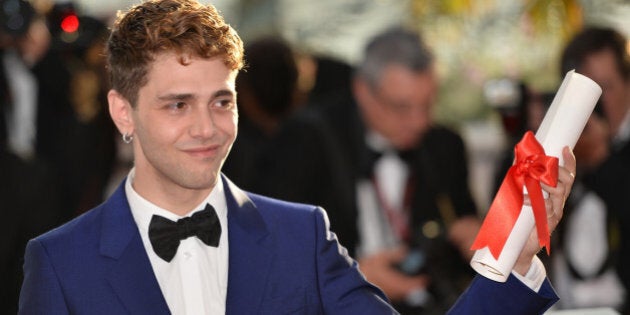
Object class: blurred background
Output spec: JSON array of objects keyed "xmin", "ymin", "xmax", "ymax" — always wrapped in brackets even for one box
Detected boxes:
[
  {"xmin": 1, "ymin": 0, "xmax": 629, "ymax": 314},
  {"xmin": 64, "ymin": 0, "xmax": 629, "ymax": 210},
  {"xmin": 0, "ymin": 0, "xmax": 630, "ymax": 314}
]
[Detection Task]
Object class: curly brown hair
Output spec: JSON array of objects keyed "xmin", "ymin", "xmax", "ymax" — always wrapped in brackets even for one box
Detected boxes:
[{"xmin": 106, "ymin": 0, "xmax": 244, "ymax": 106}]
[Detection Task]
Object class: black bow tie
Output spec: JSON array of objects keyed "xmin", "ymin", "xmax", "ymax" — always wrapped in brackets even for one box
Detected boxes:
[
  {"xmin": 360, "ymin": 146, "xmax": 417, "ymax": 178},
  {"xmin": 148, "ymin": 203, "xmax": 222, "ymax": 262}
]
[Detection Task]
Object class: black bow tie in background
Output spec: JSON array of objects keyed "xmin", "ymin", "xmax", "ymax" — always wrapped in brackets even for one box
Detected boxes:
[
  {"xmin": 360, "ymin": 146, "xmax": 417, "ymax": 178},
  {"xmin": 149, "ymin": 203, "xmax": 221, "ymax": 262}
]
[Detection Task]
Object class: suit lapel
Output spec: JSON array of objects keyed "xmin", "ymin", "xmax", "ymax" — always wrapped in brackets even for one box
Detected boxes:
[
  {"xmin": 224, "ymin": 176, "xmax": 275, "ymax": 314},
  {"xmin": 100, "ymin": 182, "xmax": 170, "ymax": 314}
]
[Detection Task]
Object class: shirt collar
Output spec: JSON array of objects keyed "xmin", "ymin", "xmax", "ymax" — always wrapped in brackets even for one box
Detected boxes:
[
  {"xmin": 613, "ymin": 108, "xmax": 630, "ymax": 147},
  {"xmin": 365, "ymin": 129, "xmax": 395, "ymax": 153},
  {"xmin": 125, "ymin": 168, "xmax": 228, "ymax": 234}
]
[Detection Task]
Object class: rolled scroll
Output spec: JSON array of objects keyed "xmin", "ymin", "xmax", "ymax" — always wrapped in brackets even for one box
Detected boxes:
[{"xmin": 470, "ymin": 70, "xmax": 602, "ymax": 282}]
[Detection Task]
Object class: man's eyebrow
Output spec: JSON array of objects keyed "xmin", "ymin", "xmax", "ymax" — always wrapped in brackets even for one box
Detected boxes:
[
  {"xmin": 156, "ymin": 89, "xmax": 234, "ymax": 101},
  {"xmin": 214, "ymin": 89, "xmax": 235, "ymax": 98},
  {"xmin": 156, "ymin": 93, "xmax": 194, "ymax": 101}
]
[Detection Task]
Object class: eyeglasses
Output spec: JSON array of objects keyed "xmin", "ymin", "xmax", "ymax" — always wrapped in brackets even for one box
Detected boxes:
[{"xmin": 367, "ymin": 86, "xmax": 432, "ymax": 118}]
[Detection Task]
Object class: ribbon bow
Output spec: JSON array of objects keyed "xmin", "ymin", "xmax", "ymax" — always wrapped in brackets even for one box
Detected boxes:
[{"xmin": 471, "ymin": 131, "xmax": 558, "ymax": 259}]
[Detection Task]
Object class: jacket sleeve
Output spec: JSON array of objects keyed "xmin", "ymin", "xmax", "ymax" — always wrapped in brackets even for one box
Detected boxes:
[
  {"xmin": 19, "ymin": 239, "xmax": 70, "ymax": 315},
  {"xmin": 447, "ymin": 273, "xmax": 558, "ymax": 314},
  {"xmin": 313, "ymin": 207, "xmax": 399, "ymax": 315}
]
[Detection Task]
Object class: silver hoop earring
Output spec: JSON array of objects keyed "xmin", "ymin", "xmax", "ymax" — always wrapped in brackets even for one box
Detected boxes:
[{"xmin": 122, "ymin": 133, "xmax": 133, "ymax": 144}]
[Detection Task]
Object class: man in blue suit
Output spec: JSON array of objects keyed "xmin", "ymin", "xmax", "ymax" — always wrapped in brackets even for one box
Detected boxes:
[{"xmin": 19, "ymin": 0, "xmax": 576, "ymax": 313}]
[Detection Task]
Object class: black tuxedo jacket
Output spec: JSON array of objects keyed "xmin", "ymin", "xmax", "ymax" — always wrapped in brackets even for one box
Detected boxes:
[
  {"xmin": 0, "ymin": 149, "xmax": 60, "ymax": 313},
  {"xmin": 583, "ymin": 138, "xmax": 630, "ymax": 299}
]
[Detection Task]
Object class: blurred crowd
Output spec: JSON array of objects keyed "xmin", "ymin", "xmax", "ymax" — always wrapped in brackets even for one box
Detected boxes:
[
  {"xmin": 1, "ymin": 0, "xmax": 116, "ymax": 313},
  {"xmin": 1, "ymin": 0, "xmax": 629, "ymax": 314}
]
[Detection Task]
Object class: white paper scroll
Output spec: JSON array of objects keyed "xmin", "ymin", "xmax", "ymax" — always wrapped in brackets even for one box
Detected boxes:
[{"xmin": 470, "ymin": 70, "xmax": 602, "ymax": 282}]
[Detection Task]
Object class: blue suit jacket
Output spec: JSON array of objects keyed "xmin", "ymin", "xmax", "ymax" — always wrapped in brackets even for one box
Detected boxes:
[{"xmin": 20, "ymin": 176, "xmax": 558, "ymax": 314}]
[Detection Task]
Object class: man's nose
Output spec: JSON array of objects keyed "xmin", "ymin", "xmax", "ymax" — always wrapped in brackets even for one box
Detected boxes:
[
  {"xmin": 190, "ymin": 108, "xmax": 215, "ymax": 138},
  {"xmin": 406, "ymin": 106, "xmax": 430, "ymax": 131}
]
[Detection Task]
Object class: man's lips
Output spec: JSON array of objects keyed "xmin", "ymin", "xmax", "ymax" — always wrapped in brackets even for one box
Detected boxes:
[{"xmin": 182, "ymin": 145, "xmax": 221, "ymax": 158}]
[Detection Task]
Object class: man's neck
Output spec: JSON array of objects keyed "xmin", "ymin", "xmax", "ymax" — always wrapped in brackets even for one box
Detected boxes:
[{"xmin": 131, "ymin": 168, "xmax": 216, "ymax": 216}]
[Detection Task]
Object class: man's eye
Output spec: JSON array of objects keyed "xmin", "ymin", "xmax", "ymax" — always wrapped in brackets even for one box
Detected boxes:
[
  {"xmin": 169, "ymin": 102, "xmax": 186, "ymax": 110},
  {"xmin": 215, "ymin": 99, "xmax": 235, "ymax": 109}
]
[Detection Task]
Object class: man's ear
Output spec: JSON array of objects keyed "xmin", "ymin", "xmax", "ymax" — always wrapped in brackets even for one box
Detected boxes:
[
  {"xmin": 352, "ymin": 77, "xmax": 372, "ymax": 111},
  {"xmin": 108, "ymin": 89, "xmax": 134, "ymax": 135}
]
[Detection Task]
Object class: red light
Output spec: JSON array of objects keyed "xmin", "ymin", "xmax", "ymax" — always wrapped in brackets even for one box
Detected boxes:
[{"xmin": 61, "ymin": 15, "xmax": 79, "ymax": 33}]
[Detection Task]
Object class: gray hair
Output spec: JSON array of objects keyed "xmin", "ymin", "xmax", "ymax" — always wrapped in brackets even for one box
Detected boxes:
[{"xmin": 356, "ymin": 27, "xmax": 434, "ymax": 88}]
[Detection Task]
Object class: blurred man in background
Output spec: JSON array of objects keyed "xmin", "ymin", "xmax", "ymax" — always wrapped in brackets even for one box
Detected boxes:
[
  {"xmin": 0, "ymin": 0, "xmax": 61, "ymax": 311},
  {"xmin": 1, "ymin": 0, "xmax": 116, "ymax": 221},
  {"xmin": 315, "ymin": 27, "xmax": 481, "ymax": 313},
  {"xmin": 560, "ymin": 26, "xmax": 630, "ymax": 313},
  {"xmin": 1, "ymin": 0, "xmax": 116, "ymax": 311},
  {"xmin": 222, "ymin": 36, "xmax": 356, "ymax": 246}
]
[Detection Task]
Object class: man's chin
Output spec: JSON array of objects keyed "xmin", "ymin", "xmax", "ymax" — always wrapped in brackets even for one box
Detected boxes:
[
  {"xmin": 394, "ymin": 141, "xmax": 418, "ymax": 151},
  {"xmin": 179, "ymin": 173, "xmax": 220, "ymax": 191}
]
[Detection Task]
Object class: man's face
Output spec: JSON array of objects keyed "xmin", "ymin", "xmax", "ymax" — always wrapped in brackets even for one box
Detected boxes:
[
  {"xmin": 581, "ymin": 48, "xmax": 630, "ymax": 135},
  {"xmin": 356, "ymin": 64, "xmax": 437, "ymax": 150},
  {"xmin": 125, "ymin": 53, "xmax": 238, "ymax": 203}
]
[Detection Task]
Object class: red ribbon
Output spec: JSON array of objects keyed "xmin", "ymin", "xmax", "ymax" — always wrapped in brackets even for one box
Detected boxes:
[{"xmin": 471, "ymin": 131, "xmax": 558, "ymax": 259}]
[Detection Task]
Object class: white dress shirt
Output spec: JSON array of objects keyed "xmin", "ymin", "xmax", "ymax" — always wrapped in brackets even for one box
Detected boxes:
[
  {"xmin": 125, "ymin": 169, "xmax": 229, "ymax": 315},
  {"xmin": 613, "ymin": 108, "xmax": 630, "ymax": 150},
  {"xmin": 356, "ymin": 131, "xmax": 409, "ymax": 258},
  {"xmin": 551, "ymin": 184, "xmax": 625, "ymax": 308},
  {"xmin": 3, "ymin": 50, "xmax": 38, "ymax": 159}
]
